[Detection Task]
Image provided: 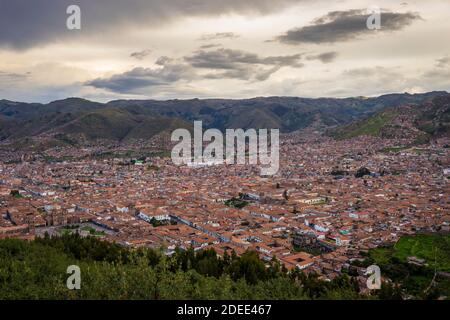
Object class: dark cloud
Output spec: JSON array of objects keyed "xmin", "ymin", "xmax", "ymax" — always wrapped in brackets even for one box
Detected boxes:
[
  {"xmin": 199, "ymin": 43, "xmax": 222, "ymax": 49},
  {"xmin": 203, "ymin": 66, "xmax": 283, "ymax": 82},
  {"xmin": 86, "ymin": 47, "xmax": 305, "ymax": 93},
  {"xmin": 130, "ymin": 49, "xmax": 152, "ymax": 60},
  {"xmin": 155, "ymin": 56, "xmax": 174, "ymax": 66},
  {"xmin": 186, "ymin": 48, "xmax": 260, "ymax": 69},
  {"xmin": 277, "ymin": 9, "xmax": 421, "ymax": 44},
  {"xmin": 0, "ymin": 0, "xmax": 300, "ymax": 49},
  {"xmin": 199, "ymin": 32, "xmax": 240, "ymax": 41},
  {"xmin": 306, "ymin": 51, "xmax": 338, "ymax": 63},
  {"xmin": 184, "ymin": 48, "xmax": 303, "ymax": 81},
  {"xmin": 185, "ymin": 48, "xmax": 303, "ymax": 69},
  {"xmin": 85, "ymin": 58, "xmax": 195, "ymax": 93}
]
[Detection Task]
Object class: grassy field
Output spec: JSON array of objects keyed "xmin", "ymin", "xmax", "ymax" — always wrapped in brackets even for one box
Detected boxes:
[
  {"xmin": 392, "ymin": 234, "xmax": 450, "ymax": 272},
  {"xmin": 333, "ymin": 110, "xmax": 396, "ymax": 139},
  {"xmin": 370, "ymin": 234, "xmax": 450, "ymax": 272},
  {"xmin": 366, "ymin": 234, "xmax": 450, "ymax": 298}
]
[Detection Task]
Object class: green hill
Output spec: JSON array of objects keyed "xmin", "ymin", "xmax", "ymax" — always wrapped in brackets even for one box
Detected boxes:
[
  {"xmin": 57, "ymin": 108, "xmax": 188, "ymax": 141},
  {"xmin": 0, "ymin": 107, "xmax": 191, "ymax": 148},
  {"xmin": 332, "ymin": 109, "xmax": 398, "ymax": 139}
]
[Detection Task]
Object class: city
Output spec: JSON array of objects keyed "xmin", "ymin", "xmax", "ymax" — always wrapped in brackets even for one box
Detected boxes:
[
  {"xmin": 1, "ymin": 128, "xmax": 448, "ymax": 293},
  {"xmin": 1, "ymin": 0, "xmax": 450, "ymax": 312}
]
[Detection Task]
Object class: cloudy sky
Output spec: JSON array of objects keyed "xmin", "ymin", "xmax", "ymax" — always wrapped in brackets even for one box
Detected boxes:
[{"xmin": 0, "ymin": 0, "xmax": 449, "ymax": 102}]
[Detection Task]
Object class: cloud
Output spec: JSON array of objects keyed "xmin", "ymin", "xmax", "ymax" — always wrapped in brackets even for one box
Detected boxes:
[
  {"xmin": 423, "ymin": 56, "xmax": 450, "ymax": 88},
  {"xmin": 86, "ymin": 47, "xmax": 305, "ymax": 93},
  {"xmin": 0, "ymin": 71, "xmax": 29, "ymax": 82},
  {"xmin": 198, "ymin": 32, "xmax": 240, "ymax": 41},
  {"xmin": 435, "ymin": 55, "xmax": 450, "ymax": 68},
  {"xmin": 85, "ymin": 58, "xmax": 195, "ymax": 93},
  {"xmin": 185, "ymin": 48, "xmax": 302, "ymax": 68},
  {"xmin": 342, "ymin": 66, "xmax": 400, "ymax": 78},
  {"xmin": 130, "ymin": 49, "xmax": 152, "ymax": 60},
  {"xmin": 0, "ymin": 0, "xmax": 300, "ymax": 49},
  {"xmin": 306, "ymin": 51, "xmax": 338, "ymax": 63},
  {"xmin": 199, "ymin": 43, "xmax": 222, "ymax": 49},
  {"xmin": 329, "ymin": 65, "xmax": 447, "ymax": 97},
  {"xmin": 203, "ymin": 65, "xmax": 283, "ymax": 82},
  {"xmin": 184, "ymin": 47, "xmax": 303, "ymax": 81},
  {"xmin": 276, "ymin": 9, "xmax": 421, "ymax": 44},
  {"xmin": 0, "ymin": 71, "xmax": 31, "ymax": 94}
]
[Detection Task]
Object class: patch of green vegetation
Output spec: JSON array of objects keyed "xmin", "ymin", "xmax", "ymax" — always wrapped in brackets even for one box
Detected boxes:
[
  {"xmin": 148, "ymin": 218, "xmax": 173, "ymax": 227},
  {"xmin": 58, "ymin": 229, "xmax": 73, "ymax": 236},
  {"xmin": 334, "ymin": 110, "xmax": 397, "ymax": 139},
  {"xmin": 293, "ymin": 245, "xmax": 322, "ymax": 256},
  {"xmin": 91, "ymin": 150, "xmax": 171, "ymax": 161},
  {"xmin": 392, "ymin": 234, "xmax": 450, "ymax": 272},
  {"xmin": 355, "ymin": 234, "xmax": 450, "ymax": 298},
  {"xmin": 0, "ymin": 235, "xmax": 365, "ymax": 300},
  {"xmin": 4, "ymin": 159, "xmax": 21, "ymax": 164},
  {"xmin": 224, "ymin": 197, "xmax": 249, "ymax": 209},
  {"xmin": 81, "ymin": 226, "xmax": 106, "ymax": 237},
  {"xmin": 9, "ymin": 190, "xmax": 23, "ymax": 198},
  {"xmin": 381, "ymin": 146, "xmax": 409, "ymax": 153},
  {"xmin": 368, "ymin": 247, "xmax": 394, "ymax": 266}
]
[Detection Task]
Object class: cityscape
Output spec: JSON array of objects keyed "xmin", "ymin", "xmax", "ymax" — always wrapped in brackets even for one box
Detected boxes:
[{"xmin": 0, "ymin": 0, "xmax": 449, "ymax": 307}]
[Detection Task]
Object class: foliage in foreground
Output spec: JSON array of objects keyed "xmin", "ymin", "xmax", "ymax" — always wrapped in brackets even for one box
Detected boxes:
[{"xmin": 0, "ymin": 234, "xmax": 368, "ymax": 300}]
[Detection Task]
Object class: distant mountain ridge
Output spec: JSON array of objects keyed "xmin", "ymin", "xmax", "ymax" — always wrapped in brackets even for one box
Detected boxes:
[
  {"xmin": 107, "ymin": 91, "xmax": 447, "ymax": 131},
  {"xmin": 0, "ymin": 91, "xmax": 448, "ymax": 149}
]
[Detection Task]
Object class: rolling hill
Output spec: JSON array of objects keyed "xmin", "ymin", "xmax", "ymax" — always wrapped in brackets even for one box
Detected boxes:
[{"xmin": 0, "ymin": 104, "xmax": 190, "ymax": 149}]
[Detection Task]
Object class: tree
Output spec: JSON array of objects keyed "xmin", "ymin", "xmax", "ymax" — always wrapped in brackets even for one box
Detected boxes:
[{"xmin": 355, "ymin": 167, "xmax": 371, "ymax": 178}]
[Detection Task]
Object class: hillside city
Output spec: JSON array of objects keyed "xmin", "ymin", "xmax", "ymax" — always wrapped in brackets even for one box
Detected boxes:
[{"xmin": 1, "ymin": 128, "xmax": 449, "ymax": 291}]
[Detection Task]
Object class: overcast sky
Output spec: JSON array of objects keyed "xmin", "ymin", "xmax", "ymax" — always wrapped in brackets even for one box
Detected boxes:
[{"xmin": 0, "ymin": 0, "xmax": 449, "ymax": 102}]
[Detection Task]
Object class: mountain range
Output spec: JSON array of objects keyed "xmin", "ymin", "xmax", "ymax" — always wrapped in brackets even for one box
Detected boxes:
[{"xmin": 0, "ymin": 91, "xmax": 448, "ymax": 149}]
